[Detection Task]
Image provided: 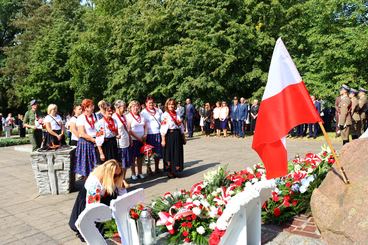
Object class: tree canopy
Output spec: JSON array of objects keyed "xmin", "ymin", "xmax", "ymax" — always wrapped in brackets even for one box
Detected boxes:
[{"xmin": 0, "ymin": 0, "xmax": 367, "ymax": 113}]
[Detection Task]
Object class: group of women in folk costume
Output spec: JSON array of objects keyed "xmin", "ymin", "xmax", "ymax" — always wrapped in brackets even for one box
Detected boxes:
[{"xmin": 72, "ymin": 97, "xmax": 186, "ymax": 181}]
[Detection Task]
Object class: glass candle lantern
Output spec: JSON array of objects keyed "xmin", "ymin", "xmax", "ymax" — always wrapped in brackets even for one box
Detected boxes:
[{"xmin": 137, "ymin": 208, "xmax": 156, "ymax": 245}]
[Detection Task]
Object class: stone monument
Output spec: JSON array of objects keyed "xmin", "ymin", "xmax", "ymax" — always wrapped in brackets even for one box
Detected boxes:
[
  {"xmin": 31, "ymin": 147, "xmax": 75, "ymax": 195},
  {"xmin": 311, "ymin": 138, "xmax": 368, "ymax": 244}
]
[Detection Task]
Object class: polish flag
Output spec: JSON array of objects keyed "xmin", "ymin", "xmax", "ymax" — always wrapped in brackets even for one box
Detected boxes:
[{"xmin": 252, "ymin": 38, "xmax": 322, "ymax": 179}]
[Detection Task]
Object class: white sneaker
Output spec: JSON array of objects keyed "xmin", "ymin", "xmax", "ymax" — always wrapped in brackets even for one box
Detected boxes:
[
  {"xmin": 131, "ymin": 175, "xmax": 138, "ymax": 180},
  {"xmin": 138, "ymin": 174, "xmax": 145, "ymax": 179}
]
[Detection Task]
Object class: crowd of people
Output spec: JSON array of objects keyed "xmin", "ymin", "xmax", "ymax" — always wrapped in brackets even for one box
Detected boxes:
[{"xmin": 0, "ymin": 113, "xmax": 26, "ymax": 138}]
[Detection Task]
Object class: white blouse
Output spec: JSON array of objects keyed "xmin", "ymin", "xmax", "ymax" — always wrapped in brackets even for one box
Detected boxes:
[
  {"xmin": 213, "ymin": 107, "xmax": 220, "ymax": 119},
  {"xmin": 160, "ymin": 111, "xmax": 185, "ymax": 135},
  {"xmin": 44, "ymin": 114, "xmax": 63, "ymax": 130},
  {"xmin": 112, "ymin": 113, "xmax": 130, "ymax": 148},
  {"xmin": 219, "ymin": 107, "xmax": 229, "ymax": 120},
  {"xmin": 126, "ymin": 112, "xmax": 146, "ymax": 140},
  {"xmin": 85, "ymin": 175, "xmax": 127, "ymax": 206},
  {"xmin": 76, "ymin": 114, "xmax": 97, "ymax": 138},
  {"xmin": 69, "ymin": 116, "xmax": 79, "ymax": 141},
  {"xmin": 95, "ymin": 117, "xmax": 118, "ymax": 141},
  {"xmin": 141, "ymin": 108, "xmax": 161, "ymax": 135}
]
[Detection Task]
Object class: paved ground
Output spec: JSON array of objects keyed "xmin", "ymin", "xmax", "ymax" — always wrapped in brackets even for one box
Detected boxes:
[{"xmin": 0, "ymin": 135, "xmax": 341, "ymax": 244}]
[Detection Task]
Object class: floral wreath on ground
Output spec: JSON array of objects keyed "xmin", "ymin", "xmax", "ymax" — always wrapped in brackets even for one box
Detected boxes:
[{"xmin": 106, "ymin": 145, "xmax": 335, "ymax": 245}]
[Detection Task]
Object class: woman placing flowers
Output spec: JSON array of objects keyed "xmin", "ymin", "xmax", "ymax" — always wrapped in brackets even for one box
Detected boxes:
[
  {"xmin": 69, "ymin": 159, "xmax": 128, "ymax": 241},
  {"xmin": 96, "ymin": 103, "xmax": 119, "ymax": 163},
  {"xmin": 126, "ymin": 100, "xmax": 147, "ymax": 180},
  {"xmin": 160, "ymin": 98, "xmax": 186, "ymax": 178},
  {"xmin": 75, "ymin": 99, "xmax": 98, "ymax": 178}
]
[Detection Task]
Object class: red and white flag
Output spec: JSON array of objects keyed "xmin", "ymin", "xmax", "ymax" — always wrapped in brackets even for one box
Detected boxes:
[{"xmin": 252, "ymin": 38, "xmax": 322, "ymax": 179}]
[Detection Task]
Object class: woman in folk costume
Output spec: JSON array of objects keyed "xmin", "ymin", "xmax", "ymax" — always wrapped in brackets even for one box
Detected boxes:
[
  {"xmin": 75, "ymin": 99, "xmax": 99, "ymax": 178},
  {"xmin": 141, "ymin": 96, "xmax": 163, "ymax": 174},
  {"xmin": 44, "ymin": 104, "xmax": 66, "ymax": 147},
  {"xmin": 69, "ymin": 159, "xmax": 128, "ymax": 242},
  {"xmin": 112, "ymin": 100, "xmax": 131, "ymax": 180},
  {"xmin": 126, "ymin": 100, "xmax": 147, "ymax": 180},
  {"xmin": 96, "ymin": 103, "xmax": 119, "ymax": 163},
  {"xmin": 160, "ymin": 98, "xmax": 186, "ymax": 178}
]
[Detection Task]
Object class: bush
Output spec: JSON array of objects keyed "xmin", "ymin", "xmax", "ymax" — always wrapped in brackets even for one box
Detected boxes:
[{"xmin": 0, "ymin": 137, "xmax": 30, "ymax": 147}]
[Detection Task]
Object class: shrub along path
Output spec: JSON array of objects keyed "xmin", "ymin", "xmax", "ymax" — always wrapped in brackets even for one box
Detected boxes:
[{"xmin": 0, "ymin": 136, "xmax": 340, "ymax": 244}]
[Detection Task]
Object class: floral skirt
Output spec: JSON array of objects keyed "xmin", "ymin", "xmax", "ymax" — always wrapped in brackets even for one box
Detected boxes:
[{"xmin": 75, "ymin": 138, "xmax": 98, "ymax": 177}]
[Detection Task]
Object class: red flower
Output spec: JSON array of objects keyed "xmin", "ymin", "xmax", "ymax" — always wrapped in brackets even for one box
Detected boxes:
[
  {"xmin": 273, "ymin": 207, "xmax": 281, "ymax": 217},
  {"xmin": 137, "ymin": 204, "xmax": 144, "ymax": 211},
  {"xmin": 181, "ymin": 222, "xmax": 187, "ymax": 227},
  {"xmin": 186, "ymin": 222, "xmax": 192, "ymax": 228},
  {"xmin": 217, "ymin": 208, "xmax": 223, "ymax": 216},
  {"xmin": 96, "ymin": 189, "xmax": 100, "ymax": 193},
  {"xmin": 322, "ymin": 151, "xmax": 327, "ymax": 157},
  {"xmin": 95, "ymin": 193, "xmax": 101, "ymax": 202},
  {"xmin": 292, "ymin": 200, "xmax": 298, "ymax": 206},
  {"xmin": 262, "ymin": 201, "xmax": 267, "ymax": 209},
  {"xmin": 255, "ymin": 172, "xmax": 262, "ymax": 179},
  {"xmin": 285, "ymin": 182, "xmax": 291, "ymax": 188},
  {"xmin": 191, "ymin": 214, "xmax": 196, "ymax": 220},
  {"xmin": 184, "ymin": 237, "xmax": 191, "ymax": 243},
  {"xmin": 182, "ymin": 230, "xmax": 189, "ymax": 237},
  {"xmin": 328, "ymin": 157, "xmax": 335, "ymax": 165},
  {"xmin": 283, "ymin": 200, "xmax": 290, "ymax": 207},
  {"xmin": 186, "ymin": 216, "xmax": 192, "ymax": 221},
  {"xmin": 169, "ymin": 229, "xmax": 175, "ymax": 235},
  {"xmin": 209, "ymin": 228, "xmax": 226, "ymax": 245},
  {"xmin": 87, "ymin": 195, "xmax": 94, "ymax": 204},
  {"xmin": 272, "ymin": 192, "xmax": 279, "ymax": 202},
  {"xmin": 174, "ymin": 201, "xmax": 183, "ymax": 208},
  {"xmin": 130, "ymin": 210, "xmax": 139, "ymax": 220}
]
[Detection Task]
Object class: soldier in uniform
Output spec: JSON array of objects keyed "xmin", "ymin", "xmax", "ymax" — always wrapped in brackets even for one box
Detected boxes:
[
  {"xmin": 334, "ymin": 95, "xmax": 341, "ymax": 137},
  {"xmin": 24, "ymin": 100, "xmax": 43, "ymax": 151},
  {"xmin": 349, "ymin": 88, "xmax": 361, "ymax": 139},
  {"xmin": 358, "ymin": 87, "xmax": 368, "ymax": 132},
  {"xmin": 338, "ymin": 85, "xmax": 352, "ymax": 145}
]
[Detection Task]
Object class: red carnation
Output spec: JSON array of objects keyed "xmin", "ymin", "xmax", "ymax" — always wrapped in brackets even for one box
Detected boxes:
[
  {"xmin": 272, "ymin": 192, "xmax": 279, "ymax": 202},
  {"xmin": 130, "ymin": 210, "xmax": 139, "ymax": 220},
  {"xmin": 255, "ymin": 172, "xmax": 262, "ymax": 179},
  {"xmin": 191, "ymin": 214, "xmax": 196, "ymax": 220},
  {"xmin": 184, "ymin": 237, "xmax": 191, "ymax": 243},
  {"xmin": 285, "ymin": 182, "xmax": 291, "ymax": 188},
  {"xmin": 95, "ymin": 193, "xmax": 101, "ymax": 202},
  {"xmin": 183, "ymin": 230, "xmax": 189, "ymax": 237},
  {"xmin": 181, "ymin": 222, "xmax": 187, "ymax": 227},
  {"xmin": 169, "ymin": 229, "xmax": 175, "ymax": 235},
  {"xmin": 292, "ymin": 200, "xmax": 298, "ymax": 206},
  {"xmin": 87, "ymin": 195, "xmax": 94, "ymax": 204},
  {"xmin": 186, "ymin": 222, "xmax": 192, "ymax": 228},
  {"xmin": 273, "ymin": 207, "xmax": 281, "ymax": 217}
]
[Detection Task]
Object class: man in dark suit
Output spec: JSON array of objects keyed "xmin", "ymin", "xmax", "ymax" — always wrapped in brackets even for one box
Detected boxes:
[
  {"xmin": 239, "ymin": 97, "xmax": 248, "ymax": 138},
  {"xmin": 308, "ymin": 95, "xmax": 321, "ymax": 138},
  {"xmin": 230, "ymin": 97, "xmax": 240, "ymax": 137},
  {"xmin": 185, "ymin": 98, "xmax": 195, "ymax": 138}
]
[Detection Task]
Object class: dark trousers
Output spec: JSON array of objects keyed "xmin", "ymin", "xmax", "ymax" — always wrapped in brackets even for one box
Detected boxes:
[
  {"xmin": 239, "ymin": 121, "xmax": 245, "ymax": 137},
  {"xmin": 187, "ymin": 118, "xmax": 194, "ymax": 137},
  {"xmin": 250, "ymin": 118, "xmax": 257, "ymax": 133},
  {"xmin": 232, "ymin": 120, "xmax": 239, "ymax": 136},
  {"xmin": 308, "ymin": 123, "xmax": 319, "ymax": 138},
  {"xmin": 30, "ymin": 129, "xmax": 43, "ymax": 151},
  {"xmin": 296, "ymin": 124, "xmax": 306, "ymax": 137}
]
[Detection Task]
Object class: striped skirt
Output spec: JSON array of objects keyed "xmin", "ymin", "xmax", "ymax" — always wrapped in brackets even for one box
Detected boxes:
[{"xmin": 75, "ymin": 138, "xmax": 98, "ymax": 177}]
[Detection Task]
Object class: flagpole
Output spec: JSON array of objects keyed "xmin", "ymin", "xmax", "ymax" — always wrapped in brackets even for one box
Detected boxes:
[{"xmin": 318, "ymin": 122, "xmax": 350, "ymax": 184}]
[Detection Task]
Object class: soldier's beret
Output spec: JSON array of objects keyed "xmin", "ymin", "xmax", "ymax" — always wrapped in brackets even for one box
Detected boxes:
[
  {"xmin": 30, "ymin": 99, "xmax": 38, "ymax": 106},
  {"xmin": 340, "ymin": 84, "xmax": 350, "ymax": 92},
  {"xmin": 349, "ymin": 88, "xmax": 358, "ymax": 94},
  {"xmin": 359, "ymin": 87, "xmax": 368, "ymax": 93}
]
